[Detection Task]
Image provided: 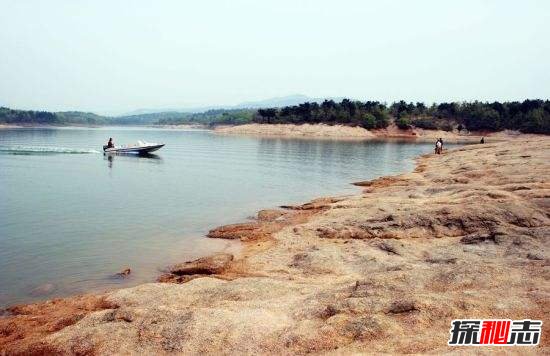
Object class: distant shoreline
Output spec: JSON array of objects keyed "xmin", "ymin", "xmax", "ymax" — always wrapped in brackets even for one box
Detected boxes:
[
  {"xmin": 0, "ymin": 124, "xmax": 25, "ymax": 129},
  {"xmin": 0, "ymin": 123, "xmax": 208, "ymax": 130},
  {"xmin": 213, "ymin": 123, "xmax": 543, "ymax": 143},
  {"xmin": 3, "ymin": 123, "xmax": 546, "ymax": 144}
]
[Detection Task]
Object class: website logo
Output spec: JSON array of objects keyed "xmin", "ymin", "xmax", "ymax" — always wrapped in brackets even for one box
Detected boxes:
[{"xmin": 448, "ymin": 319, "xmax": 542, "ymax": 346}]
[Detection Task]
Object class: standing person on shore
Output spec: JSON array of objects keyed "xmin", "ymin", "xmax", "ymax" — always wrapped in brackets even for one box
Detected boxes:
[
  {"xmin": 480, "ymin": 137, "xmax": 485, "ymax": 144},
  {"xmin": 439, "ymin": 138, "xmax": 444, "ymax": 152},
  {"xmin": 435, "ymin": 139, "xmax": 442, "ymax": 154}
]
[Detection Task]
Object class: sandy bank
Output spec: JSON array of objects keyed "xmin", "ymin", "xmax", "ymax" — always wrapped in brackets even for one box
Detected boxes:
[
  {"xmin": 215, "ymin": 123, "xmax": 543, "ymax": 143},
  {"xmin": 215, "ymin": 123, "xmax": 376, "ymax": 139},
  {"xmin": 1, "ymin": 138, "xmax": 549, "ymax": 354},
  {"xmin": 0, "ymin": 124, "xmax": 23, "ymax": 129}
]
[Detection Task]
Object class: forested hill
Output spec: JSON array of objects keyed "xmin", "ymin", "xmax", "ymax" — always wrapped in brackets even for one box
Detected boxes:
[
  {"xmin": 1, "ymin": 99, "xmax": 549, "ymax": 134},
  {"xmin": 0, "ymin": 107, "xmax": 110, "ymax": 125},
  {"xmin": 254, "ymin": 99, "xmax": 550, "ymax": 134},
  {"xmin": 0, "ymin": 107, "xmax": 254, "ymax": 126},
  {"xmin": 0, "ymin": 107, "xmax": 181, "ymax": 126}
]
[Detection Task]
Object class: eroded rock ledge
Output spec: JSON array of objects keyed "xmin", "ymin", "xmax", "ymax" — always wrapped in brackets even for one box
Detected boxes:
[
  {"xmin": 158, "ymin": 198, "xmax": 342, "ymax": 283},
  {"xmin": 158, "ymin": 253, "xmax": 234, "ymax": 283},
  {"xmin": 1, "ymin": 138, "xmax": 549, "ymax": 355},
  {"xmin": 207, "ymin": 198, "xmax": 341, "ymax": 241}
]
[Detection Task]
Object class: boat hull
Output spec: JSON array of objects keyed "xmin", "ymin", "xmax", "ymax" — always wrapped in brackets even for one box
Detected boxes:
[{"xmin": 103, "ymin": 144, "xmax": 165, "ymax": 155}]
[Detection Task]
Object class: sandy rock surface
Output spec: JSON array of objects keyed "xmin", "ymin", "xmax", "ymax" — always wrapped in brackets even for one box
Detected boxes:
[
  {"xmin": 1, "ymin": 138, "xmax": 549, "ymax": 354},
  {"xmin": 215, "ymin": 123, "xmax": 376, "ymax": 138},
  {"xmin": 215, "ymin": 123, "xmax": 545, "ymax": 143}
]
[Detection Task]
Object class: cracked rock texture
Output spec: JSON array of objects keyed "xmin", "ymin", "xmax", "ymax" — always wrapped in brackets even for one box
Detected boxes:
[{"xmin": 1, "ymin": 138, "xmax": 549, "ymax": 355}]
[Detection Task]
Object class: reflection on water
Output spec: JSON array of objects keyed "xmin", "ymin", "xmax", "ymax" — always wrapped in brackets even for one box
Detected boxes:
[
  {"xmin": 0, "ymin": 127, "xmax": 461, "ymax": 307},
  {"xmin": 104, "ymin": 153, "xmax": 163, "ymax": 169}
]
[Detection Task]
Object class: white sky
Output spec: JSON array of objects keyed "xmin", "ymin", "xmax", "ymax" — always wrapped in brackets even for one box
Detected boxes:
[{"xmin": 0, "ymin": 0, "xmax": 548, "ymax": 114}]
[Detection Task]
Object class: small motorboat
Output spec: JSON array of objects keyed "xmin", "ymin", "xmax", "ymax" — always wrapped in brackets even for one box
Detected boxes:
[{"xmin": 103, "ymin": 140, "xmax": 165, "ymax": 155}]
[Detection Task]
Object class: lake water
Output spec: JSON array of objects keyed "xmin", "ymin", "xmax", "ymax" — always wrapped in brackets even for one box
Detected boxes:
[{"xmin": 0, "ymin": 127, "xmax": 455, "ymax": 307}]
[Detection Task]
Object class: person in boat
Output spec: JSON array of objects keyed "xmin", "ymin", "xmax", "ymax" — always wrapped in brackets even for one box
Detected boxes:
[{"xmin": 106, "ymin": 138, "xmax": 114, "ymax": 149}]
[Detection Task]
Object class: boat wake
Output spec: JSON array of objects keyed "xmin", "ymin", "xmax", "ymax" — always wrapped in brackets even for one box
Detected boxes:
[{"xmin": 0, "ymin": 145, "xmax": 100, "ymax": 155}]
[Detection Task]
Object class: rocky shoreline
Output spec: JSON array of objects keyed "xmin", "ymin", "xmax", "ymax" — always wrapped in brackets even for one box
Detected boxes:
[
  {"xmin": 3, "ymin": 123, "xmax": 543, "ymax": 144},
  {"xmin": 1, "ymin": 138, "xmax": 549, "ymax": 354},
  {"xmin": 214, "ymin": 123, "xmax": 542, "ymax": 143}
]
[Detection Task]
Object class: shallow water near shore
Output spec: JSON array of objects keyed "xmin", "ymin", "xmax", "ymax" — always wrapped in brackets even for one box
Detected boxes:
[{"xmin": 0, "ymin": 127, "xmax": 459, "ymax": 307}]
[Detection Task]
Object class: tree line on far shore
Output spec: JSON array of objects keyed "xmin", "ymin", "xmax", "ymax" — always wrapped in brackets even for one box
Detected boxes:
[
  {"xmin": 0, "ymin": 107, "xmax": 255, "ymax": 127},
  {"xmin": 155, "ymin": 109, "xmax": 254, "ymax": 126},
  {"xmin": 255, "ymin": 99, "xmax": 550, "ymax": 134},
  {"xmin": 1, "ymin": 99, "xmax": 549, "ymax": 134},
  {"xmin": 0, "ymin": 107, "xmax": 109, "ymax": 125}
]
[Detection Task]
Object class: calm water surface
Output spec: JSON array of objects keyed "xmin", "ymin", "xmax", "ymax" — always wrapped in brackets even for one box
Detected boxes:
[{"xmin": 0, "ymin": 127, "xmax": 457, "ymax": 306}]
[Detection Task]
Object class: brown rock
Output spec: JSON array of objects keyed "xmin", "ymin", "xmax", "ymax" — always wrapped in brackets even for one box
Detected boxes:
[
  {"xmin": 316, "ymin": 226, "xmax": 375, "ymax": 240},
  {"xmin": 280, "ymin": 197, "xmax": 342, "ymax": 211},
  {"xmin": 0, "ymin": 295, "xmax": 114, "ymax": 354},
  {"xmin": 526, "ymin": 252, "xmax": 544, "ymax": 261},
  {"xmin": 157, "ymin": 253, "xmax": 234, "ymax": 284},
  {"xmin": 208, "ymin": 197, "xmax": 334, "ymax": 243},
  {"xmin": 386, "ymin": 301, "xmax": 418, "ymax": 314},
  {"xmin": 460, "ymin": 233, "xmax": 497, "ymax": 244},
  {"xmin": 257, "ymin": 209, "xmax": 286, "ymax": 221},
  {"xmin": 424, "ymin": 256, "xmax": 457, "ymax": 264},
  {"xmin": 378, "ymin": 241, "xmax": 400, "ymax": 255},
  {"xmin": 353, "ymin": 176, "xmax": 409, "ymax": 188},
  {"xmin": 207, "ymin": 222, "xmax": 265, "ymax": 241},
  {"xmin": 114, "ymin": 268, "xmax": 131, "ymax": 278},
  {"xmin": 157, "ymin": 273, "xmax": 200, "ymax": 284},
  {"xmin": 169, "ymin": 253, "xmax": 234, "ymax": 276}
]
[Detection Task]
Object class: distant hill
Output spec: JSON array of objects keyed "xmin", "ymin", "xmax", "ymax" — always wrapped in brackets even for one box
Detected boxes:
[
  {"xmin": 0, "ymin": 106, "xmax": 254, "ymax": 126},
  {"xmin": 0, "ymin": 107, "xmax": 110, "ymax": 125},
  {"xmin": 118, "ymin": 94, "xmax": 344, "ymax": 116}
]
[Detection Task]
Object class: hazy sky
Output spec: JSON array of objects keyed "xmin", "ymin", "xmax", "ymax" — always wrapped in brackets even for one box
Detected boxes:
[{"xmin": 1, "ymin": 0, "xmax": 548, "ymax": 114}]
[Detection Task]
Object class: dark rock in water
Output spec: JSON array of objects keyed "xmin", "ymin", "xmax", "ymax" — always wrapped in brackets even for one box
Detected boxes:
[
  {"xmin": 114, "ymin": 268, "xmax": 131, "ymax": 279},
  {"xmin": 29, "ymin": 283, "xmax": 56, "ymax": 297}
]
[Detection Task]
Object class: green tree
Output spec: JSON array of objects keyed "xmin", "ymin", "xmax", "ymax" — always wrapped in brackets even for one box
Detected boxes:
[
  {"xmin": 361, "ymin": 113, "xmax": 376, "ymax": 129},
  {"xmin": 396, "ymin": 117, "xmax": 410, "ymax": 129},
  {"xmin": 372, "ymin": 108, "xmax": 390, "ymax": 128}
]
